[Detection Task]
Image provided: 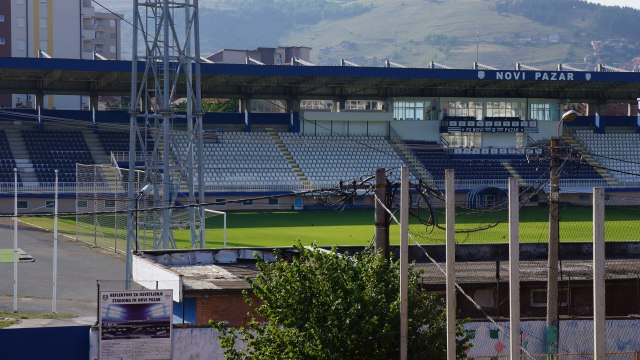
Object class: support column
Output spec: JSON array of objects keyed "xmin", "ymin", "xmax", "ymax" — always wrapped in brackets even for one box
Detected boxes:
[
  {"xmin": 593, "ymin": 187, "xmax": 606, "ymax": 360},
  {"xmin": 509, "ymin": 177, "xmax": 521, "ymax": 360},
  {"xmin": 445, "ymin": 169, "xmax": 456, "ymax": 360},
  {"xmin": 35, "ymin": 93, "xmax": 44, "ymax": 109}
]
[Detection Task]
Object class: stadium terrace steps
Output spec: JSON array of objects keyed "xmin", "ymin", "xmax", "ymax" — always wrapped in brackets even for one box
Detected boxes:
[
  {"xmin": 279, "ymin": 133, "xmax": 408, "ymax": 187},
  {"xmin": 171, "ymin": 131, "xmax": 300, "ymax": 188},
  {"xmin": 563, "ymin": 134, "xmax": 618, "ymax": 186},
  {"xmin": 573, "ymin": 129, "xmax": 640, "ymax": 185},
  {"xmin": 82, "ymin": 130, "xmax": 110, "ymax": 165},
  {"xmin": 266, "ymin": 129, "xmax": 310, "ymax": 185},
  {"xmin": 4, "ymin": 128, "xmax": 33, "ymax": 183}
]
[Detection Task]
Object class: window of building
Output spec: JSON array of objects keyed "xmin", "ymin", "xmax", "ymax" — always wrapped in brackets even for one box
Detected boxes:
[
  {"xmin": 531, "ymin": 289, "xmax": 568, "ymax": 307},
  {"xmin": 17, "ymin": 40, "xmax": 26, "ymax": 50},
  {"xmin": 445, "ymin": 132, "xmax": 482, "ymax": 148},
  {"xmin": 242, "ymin": 199, "xmax": 253, "ymax": 206},
  {"xmin": 529, "ymin": 102, "xmax": 559, "ymax": 121},
  {"xmin": 16, "ymin": 17, "xmax": 26, "ymax": 28},
  {"xmin": 473, "ymin": 289, "xmax": 495, "ymax": 308},
  {"xmin": 104, "ymin": 199, "xmax": 115, "ymax": 208},
  {"xmin": 0, "ymin": 15, "xmax": 5, "ymax": 22},
  {"xmin": 45, "ymin": 200, "xmax": 55, "ymax": 209},
  {"xmin": 110, "ymin": 19, "xmax": 116, "ymax": 27},
  {"xmin": 39, "ymin": 40, "xmax": 48, "ymax": 51},
  {"xmin": 214, "ymin": 199, "xmax": 226, "ymax": 206},
  {"xmin": 0, "ymin": 38, "xmax": 5, "ymax": 45},
  {"xmin": 17, "ymin": 0, "xmax": 26, "ymax": 5},
  {"xmin": 445, "ymin": 101, "xmax": 482, "ymax": 119},
  {"xmin": 393, "ymin": 100, "xmax": 432, "ymax": 120},
  {"xmin": 77, "ymin": 200, "xmax": 88, "ymax": 208},
  {"xmin": 110, "ymin": 32, "xmax": 116, "ymax": 39},
  {"xmin": 39, "ymin": 18, "xmax": 47, "ymax": 29},
  {"xmin": 39, "ymin": 0, "xmax": 47, "ymax": 5},
  {"xmin": 17, "ymin": 201, "xmax": 28, "ymax": 210},
  {"xmin": 486, "ymin": 100, "xmax": 526, "ymax": 118},
  {"xmin": 268, "ymin": 198, "xmax": 279, "ymax": 206}
]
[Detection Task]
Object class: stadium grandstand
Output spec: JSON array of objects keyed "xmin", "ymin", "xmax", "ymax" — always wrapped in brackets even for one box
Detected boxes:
[{"xmin": 0, "ymin": 57, "xmax": 638, "ymax": 216}]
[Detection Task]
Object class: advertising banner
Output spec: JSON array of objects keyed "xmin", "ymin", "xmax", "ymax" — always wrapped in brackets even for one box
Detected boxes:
[{"xmin": 99, "ymin": 290, "xmax": 173, "ymax": 360}]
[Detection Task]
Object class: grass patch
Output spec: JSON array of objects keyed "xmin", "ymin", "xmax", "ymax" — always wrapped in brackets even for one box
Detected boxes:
[
  {"xmin": 21, "ymin": 206, "xmax": 640, "ymax": 248},
  {"xmin": 0, "ymin": 311, "xmax": 76, "ymax": 329}
]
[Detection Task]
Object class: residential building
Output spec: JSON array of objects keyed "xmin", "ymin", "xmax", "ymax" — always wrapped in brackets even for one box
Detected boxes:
[{"xmin": 0, "ymin": 0, "xmax": 121, "ymax": 109}]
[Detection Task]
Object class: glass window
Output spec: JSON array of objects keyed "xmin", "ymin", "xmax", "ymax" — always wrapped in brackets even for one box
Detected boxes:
[
  {"xmin": 17, "ymin": 0, "xmax": 26, "ymax": 4},
  {"xmin": 110, "ymin": 19, "xmax": 116, "ymax": 27},
  {"xmin": 529, "ymin": 102, "xmax": 559, "ymax": 121},
  {"xmin": 39, "ymin": 0, "xmax": 47, "ymax": 5},
  {"xmin": 17, "ymin": 201, "xmax": 28, "ymax": 209},
  {"xmin": 0, "ymin": 38, "xmax": 5, "ymax": 45},
  {"xmin": 16, "ymin": 17, "xmax": 26, "ymax": 28},
  {"xmin": 268, "ymin": 198, "xmax": 279, "ymax": 206},
  {"xmin": 446, "ymin": 132, "xmax": 482, "ymax": 148},
  {"xmin": 39, "ymin": 40, "xmax": 48, "ymax": 51},
  {"xmin": 104, "ymin": 199, "xmax": 115, "ymax": 208},
  {"xmin": 243, "ymin": 199, "xmax": 253, "ymax": 206},
  {"xmin": 445, "ymin": 101, "xmax": 482, "ymax": 119},
  {"xmin": 393, "ymin": 100, "xmax": 431, "ymax": 120},
  {"xmin": 0, "ymin": 15, "xmax": 5, "ymax": 22},
  {"xmin": 215, "ymin": 199, "xmax": 226, "ymax": 205},
  {"xmin": 484, "ymin": 100, "xmax": 527, "ymax": 118},
  {"xmin": 77, "ymin": 200, "xmax": 88, "ymax": 208},
  {"xmin": 45, "ymin": 200, "xmax": 55, "ymax": 209}
]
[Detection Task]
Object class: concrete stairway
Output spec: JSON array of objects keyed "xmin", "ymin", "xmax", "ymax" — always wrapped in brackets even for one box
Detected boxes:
[
  {"xmin": 4, "ymin": 128, "xmax": 38, "ymax": 184},
  {"xmin": 82, "ymin": 130, "xmax": 110, "ymax": 165},
  {"xmin": 563, "ymin": 134, "xmax": 618, "ymax": 185},
  {"xmin": 266, "ymin": 129, "xmax": 310, "ymax": 188}
]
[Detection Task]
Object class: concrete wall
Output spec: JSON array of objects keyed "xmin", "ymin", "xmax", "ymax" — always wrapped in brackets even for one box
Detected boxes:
[
  {"xmin": 88, "ymin": 320, "xmax": 640, "ymax": 359},
  {"xmin": 391, "ymin": 120, "xmax": 441, "ymax": 142}
]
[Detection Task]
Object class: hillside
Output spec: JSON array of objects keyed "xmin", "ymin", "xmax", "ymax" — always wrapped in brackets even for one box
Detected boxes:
[{"xmin": 113, "ymin": 0, "xmax": 640, "ymax": 69}]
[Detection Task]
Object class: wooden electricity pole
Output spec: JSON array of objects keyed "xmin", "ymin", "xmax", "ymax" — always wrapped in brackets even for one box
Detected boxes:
[
  {"xmin": 375, "ymin": 168, "xmax": 390, "ymax": 260},
  {"xmin": 546, "ymin": 137, "xmax": 560, "ymax": 357}
]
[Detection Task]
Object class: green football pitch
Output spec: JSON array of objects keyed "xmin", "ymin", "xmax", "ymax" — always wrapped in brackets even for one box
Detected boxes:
[{"xmin": 22, "ymin": 206, "xmax": 640, "ymax": 249}]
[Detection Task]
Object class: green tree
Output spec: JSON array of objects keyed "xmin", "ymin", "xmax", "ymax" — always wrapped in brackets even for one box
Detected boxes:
[
  {"xmin": 173, "ymin": 98, "xmax": 239, "ymax": 112},
  {"xmin": 212, "ymin": 244, "xmax": 471, "ymax": 359}
]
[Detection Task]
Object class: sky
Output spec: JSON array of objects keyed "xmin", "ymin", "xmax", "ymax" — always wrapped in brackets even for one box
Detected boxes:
[{"xmin": 99, "ymin": 0, "xmax": 640, "ymax": 11}]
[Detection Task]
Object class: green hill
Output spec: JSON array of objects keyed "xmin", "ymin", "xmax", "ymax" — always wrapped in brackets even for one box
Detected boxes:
[{"xmin": 116, "ymin": 0, "xmax": 640, "ymax": 69}]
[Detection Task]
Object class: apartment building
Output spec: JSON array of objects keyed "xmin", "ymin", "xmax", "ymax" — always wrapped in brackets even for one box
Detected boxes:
[{"xmin": 0, "ymin": 0, "xmax": 121, "ymax": 109}]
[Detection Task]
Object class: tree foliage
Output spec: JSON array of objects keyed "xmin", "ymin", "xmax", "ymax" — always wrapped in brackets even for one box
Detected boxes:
[
  {"xmin": 173, "ymin": 98, "xmax": 239, "ymax": 112},
  {"xmin": 213, "ymin": 245, "xmax": 471, "ymax": 359}
]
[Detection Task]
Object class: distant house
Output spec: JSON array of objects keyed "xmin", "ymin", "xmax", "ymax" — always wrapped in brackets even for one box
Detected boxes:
[
  {"xmin": 133, "ymin": 243, "xmax": 640, "ymax": 326},
  {"xmin": 206, "ymin": 46, "xmax": 312, "ymax": 65}
]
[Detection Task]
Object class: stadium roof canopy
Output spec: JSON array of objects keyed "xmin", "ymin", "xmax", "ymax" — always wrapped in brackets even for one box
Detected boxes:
[{"xmin": 1, "ymin": 57, "xmax": 639, "ymax": 101}]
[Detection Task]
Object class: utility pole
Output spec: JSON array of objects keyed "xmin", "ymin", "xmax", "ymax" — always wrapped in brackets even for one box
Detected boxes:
[
  {"xmin": 375, "ymin": 168, "xmax": 390, "ymax": 260},
  {"xmin": 546, "ymin": 136, "xmax": 560, "ymax": 357}
]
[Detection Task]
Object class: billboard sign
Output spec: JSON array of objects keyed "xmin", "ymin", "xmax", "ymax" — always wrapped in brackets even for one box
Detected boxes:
[{"xmin": 99, "ymin": 290, "xmax": 173, "ymax": 360}]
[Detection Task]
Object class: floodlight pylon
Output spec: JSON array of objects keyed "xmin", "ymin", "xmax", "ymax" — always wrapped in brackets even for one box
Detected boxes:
[{"xmin": 126, "ymin": 0, "xmax": 205, "ymax": 284}]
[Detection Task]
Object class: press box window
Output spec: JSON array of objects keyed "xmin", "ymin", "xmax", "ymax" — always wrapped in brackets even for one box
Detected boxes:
[
  {"xmin": 77, "ymin": 200, "xmax": 88, "ymax": 208},
  {"xmin": 214, "ymin": 199, "xmax": 226, "ymax": 206},
  {"xmin": 268, "ymin": 198, "xmax": 279, "ymax": 206},
  {"xmin": 45, "ymin": 200, "xmax": 55, "ymax": 209},
  {"xmin": 242, "ymin": 199, "xmax": 253, "ymax": 206},
  {"xmin": 531, "ymin": 289, "xmax": 567, "ymax": 307},
  {"xmin": 104, "ymin": 200, "xmax": 116, "ymax": 208},
  {"xmin": 17, "ymin": 201, "xmax": 28, "ymax": 210}
]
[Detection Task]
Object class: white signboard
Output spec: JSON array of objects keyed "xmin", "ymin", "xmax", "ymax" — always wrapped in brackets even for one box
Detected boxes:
[{"xmin": 99, "ymin": 290, "xmax": 173, "ymax": 360}]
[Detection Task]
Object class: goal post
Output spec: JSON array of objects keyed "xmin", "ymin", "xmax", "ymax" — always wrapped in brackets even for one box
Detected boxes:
[{"xmin": 205, "ymin": 209, "xmax": 227, "ymax": 248}]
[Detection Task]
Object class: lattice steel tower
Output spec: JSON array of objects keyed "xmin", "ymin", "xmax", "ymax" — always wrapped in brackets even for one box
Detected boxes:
[{"xmin": 126, "ymin": 0, "xmax": 205, "ymax": 280}]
